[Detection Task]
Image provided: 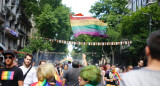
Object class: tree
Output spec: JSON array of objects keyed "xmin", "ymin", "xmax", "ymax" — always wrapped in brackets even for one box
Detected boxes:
[
  {"xmin": 35, "ymin": 4, "xmax": 72, "ymax": 53},
  {"xmin": 19, "ymin": 33, "xmax": 53, "ymax": 64},
  {"xmin": 77, "ymin": 0, "xmax": 129, "ymax": 64},
  {"xmin": 20, "ymin": 0, "xmax": 62, "ymax": 17},
  {"xmin": 20, "ymin": 0, "xmax": 73, "ymax": 54},
  {"xmin": 120, "ymin": 2, "xmax": 160, "ymax": 64}
]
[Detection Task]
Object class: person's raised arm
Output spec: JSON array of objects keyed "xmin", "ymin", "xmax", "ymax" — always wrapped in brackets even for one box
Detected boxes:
[
  {"xmin": 62, "ymin": 78, "xmax": 66, "ymax": 86},
  {"xmin": 82, "ymin": 53, "xmax": 87, "ymax": 66}
]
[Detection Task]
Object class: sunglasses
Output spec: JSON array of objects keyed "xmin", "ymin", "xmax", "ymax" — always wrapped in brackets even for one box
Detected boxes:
[{"xmin": 4, "ymin": 56, "xmax": 13, "ymax": 59}]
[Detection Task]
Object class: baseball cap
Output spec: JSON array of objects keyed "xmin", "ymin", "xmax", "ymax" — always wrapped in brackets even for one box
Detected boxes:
[{"xmin": 2, "ymin": 51, "xmax": 15, "ymax": 57}]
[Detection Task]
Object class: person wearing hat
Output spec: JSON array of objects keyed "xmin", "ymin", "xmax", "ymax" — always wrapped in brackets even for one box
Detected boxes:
[{"xmin": 0, "ymin": 51, "xmax": 23, "ymax": 86}]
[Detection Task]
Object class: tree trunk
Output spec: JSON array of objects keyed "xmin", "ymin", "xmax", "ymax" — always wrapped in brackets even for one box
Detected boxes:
[
  {"xmin": 111, "ymin": 45, "xmax": 115, "ymax": 65},
  {"xmin": 35, "ymin": 49, "xmax": 40, "ymax": 65},
  {"xmin": 102, "ymin": 45, "xmax": 108, "ymax": 58}
]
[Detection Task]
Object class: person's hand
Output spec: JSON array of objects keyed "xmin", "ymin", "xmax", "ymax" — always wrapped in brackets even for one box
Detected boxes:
[
  {"xmin": 113, "ymin": 78, "xmax": 116, "ymax": 81},
  {"xmin": 110, "ymin": 79, "xmax": 113, "ymax": 82},
  {"xmin": 82, "ymin": 53, "xmax": 86, "ymax": 59},
  {"xmin": 49, "ymin": 82, "xmax": 55, "ymax": 86}
]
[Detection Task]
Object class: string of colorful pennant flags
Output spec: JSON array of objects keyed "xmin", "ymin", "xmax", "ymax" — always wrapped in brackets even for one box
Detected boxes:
[{"xmin": 30, "ymin": 36, "xmax": 132, "ymax": 46}]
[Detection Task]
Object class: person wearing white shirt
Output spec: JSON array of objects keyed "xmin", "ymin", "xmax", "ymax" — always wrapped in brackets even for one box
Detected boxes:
[{"xmin": 19, "ymin": 53, "xmax": 38, "ymax": 86}]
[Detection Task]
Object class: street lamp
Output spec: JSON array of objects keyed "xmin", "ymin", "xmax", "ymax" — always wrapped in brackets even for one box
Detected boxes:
[{"xmin": 142, "ymin": 13, "xmax": 151, "ymax": 34}]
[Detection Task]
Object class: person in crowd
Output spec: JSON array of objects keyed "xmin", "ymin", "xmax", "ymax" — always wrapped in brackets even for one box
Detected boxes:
[
  {"xmin": 120, "ymin": 30, "xmax": 160, "ymax": 86},
  {"xmin": 39, "ymin": 60, "xmax": 56, "ymax": 86},
  {"xmin": 0, "ymin": 55, "xmax": 4, "ymax": 68},
  {"xmin": 60, "ymin": 63, "xmax": 68, "ymax": 81},
  {"xmin": 62, "ymin": 53, "xmax": 87, "ymax": 86},
  {"xmin": 19, "ymin": 53, "xmax": 38, "ymax": 86},
  {"xmin": 61, "ymin": 64, "xmax": 68, "ymax": 77},
  {"xmin": 39, "ymin": 60, "xmax": 46, "ymax": 65},
  {"xmin": 13, "ymin": 58, "xmax": 19, "ymax": 67},
  {"xmin": 133, "ymin": 59, "xmax": 143, "ymax": 69},
  {"xmin": 0, "ymin": 51, "xmax": 23, "ymax": 86},
  {"xmin": 32, "ymin": 59, "xmax": 36, "ymax": 67},
  {"xmin": 63, "ymin": 64, "xmax": 68, "ymax": 71},
  {"xmin": 106, "ymin": 65, "xmax": 111, "ymax": 72},
  {"xmin": 118, "ymin": 65, "xmax": 123, "ymax": 73},
  {"xmin": 68, "ymin": 61, "xmax": 72, "ymax": 69},
  {"xmin": 79, "ymin": 65, "xmax": 101, "ymax": 86},
  {"xmin": 98, "ymin": 65, "xmax": 106, "ymax": 86},
  {"xmin": 56, "ymin": 63, "xmax": 63, "ymax": 79},
  {"xmin": 104, "ymin": 65, "xmax": 120, "ymax": 86},
  {"xmin": 115, "ymin": 64, "xmax": 120, "ymax": 73},
  {"xmin": 126, "ymin": 65, "xmax": 133, "ymax": 72},
  {"xmin": 31, "ymin": 62, "xmax": 56, "ymax": 86},
  {"xmin": 105, "ymin": 64, "xmax": 111, "ymax": 85}
]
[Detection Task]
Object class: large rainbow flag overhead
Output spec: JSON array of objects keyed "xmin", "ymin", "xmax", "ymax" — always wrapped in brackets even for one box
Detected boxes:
[{"xmin": 70, "ymin": 13, "xmax": 108, "ymax": 37}]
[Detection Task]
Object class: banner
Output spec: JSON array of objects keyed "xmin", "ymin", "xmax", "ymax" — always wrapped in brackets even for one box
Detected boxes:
[{"xmin": 30, "ymin": 37, "xmax": 132, "ymax": 46}]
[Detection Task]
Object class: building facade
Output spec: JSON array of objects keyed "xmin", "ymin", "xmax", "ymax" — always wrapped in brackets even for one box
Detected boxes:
[
  {"xmin": 126, "ymin": 0, "xmax": 157, "ymax": 12},
  {"xmin": 0, "ymin": 0, "xmax": 32, "ymax": 51}
]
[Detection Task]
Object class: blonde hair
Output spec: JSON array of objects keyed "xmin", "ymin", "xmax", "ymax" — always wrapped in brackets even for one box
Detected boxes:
[{"xmin": 37, "ymin": 62, "xmax": 55, "ymax": 81}]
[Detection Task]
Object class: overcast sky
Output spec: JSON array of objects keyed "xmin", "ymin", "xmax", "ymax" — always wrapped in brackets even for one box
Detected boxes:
[{"xmin": 62, "ymin": 0, "xmax": 99, "ymax": 16}]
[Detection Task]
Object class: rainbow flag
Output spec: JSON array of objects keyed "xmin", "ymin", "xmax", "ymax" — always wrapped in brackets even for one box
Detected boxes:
[
  {"xmin": 113, "ymin": 71, "xmax": 121, "ymax": 84},
  {"xmin": 54, "ymin": 73, "xmax": 62, "ymax": 86},
  {"xmin": 70, "ymin": 13, "xmax": 108, "ymax": 37},
  {"xmin": 114, "ymin": 72, "xmax": 121, "ymax": 81},
  {"xmin": 1, "ymin": 71, "xmax": 14, "ymax": 80},
  {"xmin": 31, "ymin": 79, "xmax": 50, "ymax": 86}
]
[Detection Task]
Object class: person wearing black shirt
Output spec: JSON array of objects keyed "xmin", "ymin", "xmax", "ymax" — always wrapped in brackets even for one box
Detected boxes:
[
  {"xmin": 0, "ymin": 51, "xmax": 23, "ymax": 86},
  {"xmin": 104, "ymin": 65, "xmax": 118, "ymax": 86},
  {"xmin": 133, "ymin": 60, "xmax": 143, "ymax": 70}
]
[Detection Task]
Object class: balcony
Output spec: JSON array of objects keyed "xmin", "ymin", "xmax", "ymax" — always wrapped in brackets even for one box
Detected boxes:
[
  {"xmin": 5, "ymin": 28, "xmax": 19, "ymax": 40},
  {"xmin": 146, "ymin": 0, "xmax": 157, "ymax": 6}
]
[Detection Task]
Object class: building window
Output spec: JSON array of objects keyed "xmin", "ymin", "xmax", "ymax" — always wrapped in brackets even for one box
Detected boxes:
[{"xmin": 133, "ymin": 0, "xmax": 136, "ymax": 11}]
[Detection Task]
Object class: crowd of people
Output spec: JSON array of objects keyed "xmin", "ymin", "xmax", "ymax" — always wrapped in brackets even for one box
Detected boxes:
[{"xmin": 0, "ymin": 30, "xmax": 160, "ymax": 86}]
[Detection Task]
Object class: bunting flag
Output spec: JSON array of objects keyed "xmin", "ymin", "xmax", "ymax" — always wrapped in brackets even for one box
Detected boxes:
[
  {"xmin": 30, "ymin": 36, "xmax": 132, "ymax": 46},
  {"xmin": 70, "ymin": 13, "xmax": 108, "ymax": 37}
]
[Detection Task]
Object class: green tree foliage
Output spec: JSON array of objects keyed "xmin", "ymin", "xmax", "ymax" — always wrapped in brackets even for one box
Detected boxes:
[
  {"xmin": 20, "ymin": 0, "xmax": 62, "ymax": 17},
  {"xmin": 35, "ymin": 4, "xmax": 72, "ymax": 52},
  {"xmin": 36, "ymin": 4, "xmax": 72, "ymax": 39},
  {"xmin": 75, "ymin": 0, "xmax": 129, "ymax": 64},
  {"xmin": 20, "ymin": 0, "xmax": 72, "ymax": 53},
  {"xmin": 120, "ymin": 2, "xmax": 160, "ymax": 58},
  {"xmin": 19, "ymin": 33, "xmax": 53, "ymax": 58}
]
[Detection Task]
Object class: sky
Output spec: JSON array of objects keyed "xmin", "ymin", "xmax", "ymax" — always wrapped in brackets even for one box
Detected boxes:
[{"xmin": 62, "ymin": 0, "xmax": 99, "ymax": 16}]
